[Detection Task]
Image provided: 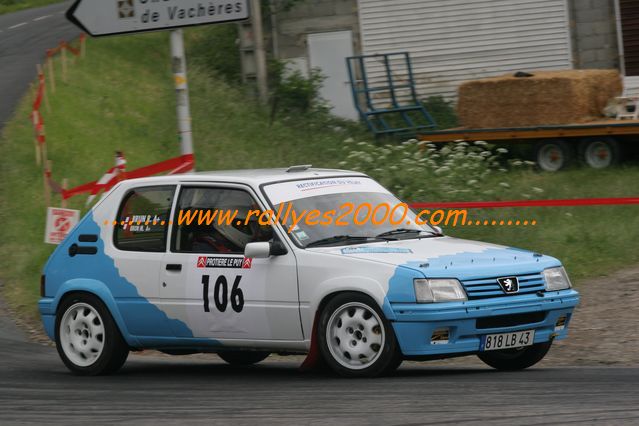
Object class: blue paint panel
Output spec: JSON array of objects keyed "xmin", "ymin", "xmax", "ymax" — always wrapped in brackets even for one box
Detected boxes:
[
  {"xmin": 383, "ymin": 244, "xmax": 579, "ymax": 356},
  {"xmin": 40, "ymin": 212, "xmax": 203, "ymax": 346}
]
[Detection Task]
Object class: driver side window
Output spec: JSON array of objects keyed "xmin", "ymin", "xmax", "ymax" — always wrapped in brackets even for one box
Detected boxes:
[{"xmin": 171, "ymin": 187, "xmax": 273, "ymax": 254}]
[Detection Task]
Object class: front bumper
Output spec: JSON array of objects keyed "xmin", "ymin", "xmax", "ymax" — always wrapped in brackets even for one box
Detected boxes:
[{"xmin": 390, "ymin": 289, "xmax": 579, "ymax": 356}]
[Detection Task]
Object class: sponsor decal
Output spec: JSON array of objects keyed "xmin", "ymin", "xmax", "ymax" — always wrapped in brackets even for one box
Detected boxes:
[
  {"xmin": 497, "ymin": 276, "xmax": 519, "ymax": 294},
  {"xmin": 341, "ymin": 247, "xmax": 413, "ymax": 254},
  {"xmin": 196, "ymin": 256, "xmax": 251, "ymax": 269}
]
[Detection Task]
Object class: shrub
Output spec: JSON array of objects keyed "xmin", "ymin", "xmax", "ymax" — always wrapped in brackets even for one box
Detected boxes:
[{"xmin": 338, "ymin": 139, "xmax": 535, "ymax": 201}]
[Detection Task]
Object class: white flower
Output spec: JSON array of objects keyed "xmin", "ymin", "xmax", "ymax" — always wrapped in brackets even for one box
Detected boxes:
[
  {"xmin": 499, "ymin": 182, "xmax": 510, "ymax": 188},
  {"xmin": 532, "ymin": 187, "xmax": 544, "ymax": 193}
]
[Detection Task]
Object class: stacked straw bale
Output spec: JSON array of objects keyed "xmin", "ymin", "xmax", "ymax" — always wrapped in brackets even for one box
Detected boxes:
[{"xmin": 457, "ymin": 70, "xmax": 622, "ymax": 128}]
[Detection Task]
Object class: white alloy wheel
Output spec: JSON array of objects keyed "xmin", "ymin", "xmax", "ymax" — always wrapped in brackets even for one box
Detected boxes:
[
  {"xmin": 326, "ymin": 302, "xmax": 385, "ymax": 370},
  {"xmin": 59, "ymin": 302, "xmax": 105, "ymax": 367}
]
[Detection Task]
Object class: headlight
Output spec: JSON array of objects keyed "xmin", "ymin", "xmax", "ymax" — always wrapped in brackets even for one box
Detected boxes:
[
  {"xmin": 543, "ymin": 267, "xmax": 572, "ymax": 291},
  {"xmin": 414, "ymin": 279, "xmax": 467, "ymax": 303}
]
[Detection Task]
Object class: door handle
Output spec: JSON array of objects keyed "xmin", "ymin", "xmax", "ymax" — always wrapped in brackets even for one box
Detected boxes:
[{"xmin": 166, "ymin": 264, "xmax": 182, "ymax": 271}]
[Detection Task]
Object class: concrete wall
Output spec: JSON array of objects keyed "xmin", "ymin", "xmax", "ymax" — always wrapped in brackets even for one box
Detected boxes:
[
  {"xmin": 272, "ymin": 0, "xmax": 360, "ymax": 61},
  {"xmin": 569, "ymin": 0, "xmax": 620, "ymax": 70}
]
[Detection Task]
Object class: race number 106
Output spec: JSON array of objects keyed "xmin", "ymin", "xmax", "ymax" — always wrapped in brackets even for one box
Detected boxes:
[{"xmin": 201, "ymin": 275, "xmax": 244, "ymax": 313}]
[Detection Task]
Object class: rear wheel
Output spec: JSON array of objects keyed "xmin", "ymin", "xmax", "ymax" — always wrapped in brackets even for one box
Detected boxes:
[
  {"xmin": 217, "ymin": 351, "xmax": 270, "ymax": 366},
  {"xmin": 318, "ymin": 292, "xmax": 401, "ymax": 378},
  {"xmin": 55, "ymin": 293, "xmax": 129, "ymax": 375},
  {"xmin": 477, "ymin": 341, "xmax": 552, "ymax": 371},
  {"xmin": 535, "ymin": 139, "xmax": 574, "ymax": 172},
  {"xmin": 579, "ymin": 137, "xmax": 620, "ymax": 169}
]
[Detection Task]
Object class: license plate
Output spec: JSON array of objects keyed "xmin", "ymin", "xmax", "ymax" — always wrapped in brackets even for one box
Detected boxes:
[{"xmin": 481, "ymin": 330, "xmax": 535, "ymax": 351}]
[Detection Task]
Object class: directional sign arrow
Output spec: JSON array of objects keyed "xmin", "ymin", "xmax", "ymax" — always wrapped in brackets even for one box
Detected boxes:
[{"xmin": 66, "ymin": 0, "xmax": 250, "ymax": 37}]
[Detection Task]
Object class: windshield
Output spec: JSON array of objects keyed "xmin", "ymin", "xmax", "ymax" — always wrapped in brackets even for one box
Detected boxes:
[{"xmin": 263, "ymin": 177, "xmax": 437, "ymax": 247}]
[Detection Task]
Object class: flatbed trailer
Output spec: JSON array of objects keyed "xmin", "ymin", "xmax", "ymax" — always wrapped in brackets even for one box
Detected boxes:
[{"xmin": 418, "ymin": 120, "xmax": 639, "ymax": 171}]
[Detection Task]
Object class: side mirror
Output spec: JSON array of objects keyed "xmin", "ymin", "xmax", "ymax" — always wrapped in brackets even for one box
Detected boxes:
[
  {"xmin": 432, "ymin": 226, "xmax": 443, "ymax": 235},
  {"xmin": 244, "ymin": 241, "xmax": 288, "ymax": 259}
]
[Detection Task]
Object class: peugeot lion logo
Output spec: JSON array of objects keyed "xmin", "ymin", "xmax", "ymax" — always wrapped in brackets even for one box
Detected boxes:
[{"xmin": 497, "ymin": 276, "xmax": 519, "ymax": 294}]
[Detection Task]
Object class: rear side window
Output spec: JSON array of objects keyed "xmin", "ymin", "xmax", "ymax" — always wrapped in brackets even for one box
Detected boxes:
[{"xmin": 114, "ymin": 186, "xmax": 175, "ymax": 252}]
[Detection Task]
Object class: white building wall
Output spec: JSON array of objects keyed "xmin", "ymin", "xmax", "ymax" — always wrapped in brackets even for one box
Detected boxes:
[{"xmin": 357, "ymin": 0, "xmax": 574, "ymax": 101}]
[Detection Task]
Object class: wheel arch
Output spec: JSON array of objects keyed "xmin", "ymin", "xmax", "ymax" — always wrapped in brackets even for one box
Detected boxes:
[
  {"xmin": 52, "ymin": 279, "xmax": 138, "ymax": 347},
  {"xmin": 300, "ymin": 287, "xmax": 394, "ymax": 372}
]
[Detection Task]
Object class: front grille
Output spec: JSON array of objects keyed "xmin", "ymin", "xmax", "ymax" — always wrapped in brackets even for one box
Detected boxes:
[
  {"xmin": 476, "ymin": 312, "xmax": 546, "ymax": 329},
  {"xmin": 461, "ymin": 273, "xmax": 545, "ymax": 300}
]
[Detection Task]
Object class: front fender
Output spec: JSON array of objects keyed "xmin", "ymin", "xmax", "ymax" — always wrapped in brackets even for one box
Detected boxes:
[
  {"xmin": 301, "ymin": 275, "xmax": 395, "ymax": 340},
  {"xmin": 40, "ymin": 278, "xmax": 140, "ymax": 347}
]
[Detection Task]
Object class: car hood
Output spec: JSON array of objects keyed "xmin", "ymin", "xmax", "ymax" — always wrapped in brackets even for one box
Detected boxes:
[{"xmin": 307, "ymin": 236, "xmax": 561, "ymax": 280}]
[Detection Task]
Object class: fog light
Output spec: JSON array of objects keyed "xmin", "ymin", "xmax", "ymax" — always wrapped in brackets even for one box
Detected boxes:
[
  {"xmin": 555, "ymin": 315, "xmax": 568, "ymax": 331},
  {"xmin": 431, "ymin": 328, "xmax": 449, "ymax": 345}
]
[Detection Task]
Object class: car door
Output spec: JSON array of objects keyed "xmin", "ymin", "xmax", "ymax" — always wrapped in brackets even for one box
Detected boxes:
[
  {"xmin": 109, "ymin": 184, "xmax": 177, "ymax": 338},
  {"xmin": 159, "ymin": 184, "xmax": 303, "ymax": 342}
]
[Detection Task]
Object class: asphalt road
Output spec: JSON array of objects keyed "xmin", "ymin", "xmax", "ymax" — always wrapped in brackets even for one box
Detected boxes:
[
  {"xmin": 0, "ymin": 1, "xmax": 78, "ymax": 128},
  {"xmin": 1, "ymin": 4, "xmax": 639, "ymax": 426},
  {"xmin": 1, "ymin": 305, "xmax": 638, "ymax": 425}
]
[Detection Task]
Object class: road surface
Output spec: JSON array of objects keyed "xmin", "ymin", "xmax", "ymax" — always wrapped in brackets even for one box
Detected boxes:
[
  {"xmin": 0, "ymin": 1, "xmax": 78, "ymax": 128},
  {"xmin": 1, "ymin": 294, "xmax": 638, "ymax": 425}
]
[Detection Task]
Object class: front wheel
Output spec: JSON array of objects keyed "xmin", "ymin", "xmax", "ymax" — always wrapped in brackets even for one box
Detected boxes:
[
  {"xmin": 318, "ymin": 292, "xmax": 401, "ymax": 378},
  {"xmin": 55, "ymin": 293, "xmax": 129, "ymax": 375},
  {"xmin": 477, "ymin": 341, "xmax": 552, "ymax": 371}
]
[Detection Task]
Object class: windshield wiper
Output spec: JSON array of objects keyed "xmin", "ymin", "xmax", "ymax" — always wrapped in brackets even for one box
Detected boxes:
[
  {"xmin": 376, "ymin": 228, "xmax": 442, "ymax": 239},
  {"xmin": 306, "ymin": 235, "xmax": 388, "ymax": 248}
]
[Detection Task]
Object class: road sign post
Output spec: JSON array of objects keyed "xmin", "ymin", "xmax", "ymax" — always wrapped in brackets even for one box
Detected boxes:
[
  {"xmin": 170, "ymin": 29, "xmax": 194, "ymax": 159},
  {"xmin": 66, "ymin": 0, "xmax": 250, "ymax": 171}
]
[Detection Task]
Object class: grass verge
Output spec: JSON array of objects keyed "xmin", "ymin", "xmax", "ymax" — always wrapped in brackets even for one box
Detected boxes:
[
  {"xmin": 0, "ymin": 30, "xmax": 638, "ymax": 325},
  {"xmin": 0, "ymin": 0, "xmax": 63, "ymax": 15}
]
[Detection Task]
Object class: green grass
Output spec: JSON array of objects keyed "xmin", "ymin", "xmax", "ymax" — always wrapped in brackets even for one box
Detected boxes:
[
  {"xmin": 0, "ymin": 0, "xmax": 63, "ymax": 15},
  {"xmin": 1, "ymin": 31, "xmax": 638, "ymax": 324}
]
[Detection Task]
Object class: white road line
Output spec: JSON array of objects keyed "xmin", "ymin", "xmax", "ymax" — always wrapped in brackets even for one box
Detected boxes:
[
  {"xmin": 33, "ymin": 15, "xmax": 52, "ymax": 22},
  {"xmin": 8, "ymin": 22, "xmax": 27, "ymax": 30}
]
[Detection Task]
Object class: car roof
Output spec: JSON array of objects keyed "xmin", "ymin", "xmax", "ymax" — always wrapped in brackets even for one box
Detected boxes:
[{"xmin": 116, "ymin": 167, "xmax": 368, "ymax": 187}]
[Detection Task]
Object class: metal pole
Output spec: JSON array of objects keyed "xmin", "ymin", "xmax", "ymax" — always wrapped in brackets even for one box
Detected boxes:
[
  {"xmin": 170, "ymin": 29, "xmax": 195, "ymax": 163},
  {"xmin": 251, "ymin": 0, "xmax": 268, "ymax": 104}
]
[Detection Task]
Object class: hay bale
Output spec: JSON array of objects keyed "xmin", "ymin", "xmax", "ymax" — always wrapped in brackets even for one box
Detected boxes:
[{"xmin": 457, "ymin": 70, "xmax": 622, "ymax": 128}]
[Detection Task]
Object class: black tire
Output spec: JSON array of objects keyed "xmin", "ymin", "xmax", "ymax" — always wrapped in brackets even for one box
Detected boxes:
[
  {"xmin": 318, "ymin": 292, "xmax": 401, "ymax": 378},
  {"xmin": 534, "ymin": 139, "xmax": 574, "ymax": 172},
  {"xmin": 217, "ymin": 351, "xmax": 270, "ymax": 366},
  {"xmin": 55, "ymin": 293, "xmax": 129, "ymax": 376},
  {"xmin": 477, "ymin": 341, "xmax": 552, "ymax": 371},
  {"xmin": 579, "ymin": 136, "xmax": 621, "ymax": 169}
]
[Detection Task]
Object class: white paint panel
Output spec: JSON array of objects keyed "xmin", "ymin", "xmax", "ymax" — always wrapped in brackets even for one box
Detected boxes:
[{"xmin": 357, "ymin": 0, "xmax": 573, "ymax": 101}]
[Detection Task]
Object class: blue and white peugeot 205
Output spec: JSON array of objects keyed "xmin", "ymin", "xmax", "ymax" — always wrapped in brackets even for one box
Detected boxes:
[{"xmin": 39, "ymin": 167, "xmax": 579, "ymax": 377}]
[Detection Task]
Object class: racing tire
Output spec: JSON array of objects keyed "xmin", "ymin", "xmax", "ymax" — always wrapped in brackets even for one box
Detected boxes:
[
  {"xmin": 217, "ymin": 351, "xmax": 270, "ymax": 366},
  {"xmin": 318, "ymin": 292, "xmax": 401, "ymax": 378},
  {"xmin": 55, "ymin": 293, "xmax": 129, "ymax": 376},
  {"xmin": 477, "ymin": 341, "xmax": 552, "ymax": 371}
]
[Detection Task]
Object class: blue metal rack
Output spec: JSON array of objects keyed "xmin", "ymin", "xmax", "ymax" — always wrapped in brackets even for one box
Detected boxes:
[{"xmin": 346, "ymin": 52, "xmax": 437, "ymax": 138}]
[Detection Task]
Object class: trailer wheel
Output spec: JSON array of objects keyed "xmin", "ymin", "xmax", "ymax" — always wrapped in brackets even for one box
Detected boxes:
[
  {"xmin": 535, "ymin": 139, "xmax": 573, "ymax": 172},
  {"xmin": 579, "ymin": 137, "xmax": 620, "ymax": 169}
]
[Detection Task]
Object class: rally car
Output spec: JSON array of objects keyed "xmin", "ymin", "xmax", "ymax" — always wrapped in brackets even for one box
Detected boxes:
[{"xmin": 39, "ymin": 167, "xmax": 579, "ymax": 377}]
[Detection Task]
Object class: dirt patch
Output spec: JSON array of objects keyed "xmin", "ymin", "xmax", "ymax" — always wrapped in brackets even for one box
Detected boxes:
[{"xmin": 543, "ymin": 267, "xmax": 639, "ymax": 366}]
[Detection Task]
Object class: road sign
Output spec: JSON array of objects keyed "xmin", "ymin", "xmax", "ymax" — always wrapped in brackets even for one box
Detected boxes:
[
  {"xmin": 45, "ymin": 207, "xmax": 80, "ymax": 245},
  {"xmin": 67, "ymin": 0, "xmax": 250, "ymax": 37}
]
